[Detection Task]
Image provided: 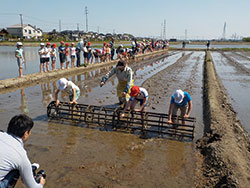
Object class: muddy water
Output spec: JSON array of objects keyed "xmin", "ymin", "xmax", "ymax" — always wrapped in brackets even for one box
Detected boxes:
[
  {"xmin": 211, "ymin": 52, "xmax": 250, "ymax": 133},
  {"xmin": 0, "ymin": 51, "xmax": 204, "ymax": 188}
]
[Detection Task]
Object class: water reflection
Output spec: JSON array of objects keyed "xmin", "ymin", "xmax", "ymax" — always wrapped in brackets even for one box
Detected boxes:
[{"xmin": 20, "ymin": 88, "xmax": 28, "ymax": 114}]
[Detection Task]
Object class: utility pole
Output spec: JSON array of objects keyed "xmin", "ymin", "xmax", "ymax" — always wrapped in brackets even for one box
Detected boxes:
[
  {"xmin": 160, "ymin": 23, "xmax": 163, "ymax": 40},
  {"xmin": 185, "ymin": 29, "xmax": 187, "ymax": 41},
  {"xmin": 19, "ymin": 14, "xmax": 23, "ymax": 38},
  {"xmin": 59, "ymin": 19, "xmax": 61, "ymax": 32},
  {"xmin": 77, "ymin": 23, "xmax": 79, "ymax": 31},
  {"xmin": 222, "ymin": 22, "xmax": 226, "ymax": 40},
  {"xmin": 163, "ymin": 19, "xmax": 166, "ymax": 40},
  {"xmin": 85, "ymin": 6, "xmax": 88, "ymax": 32}
]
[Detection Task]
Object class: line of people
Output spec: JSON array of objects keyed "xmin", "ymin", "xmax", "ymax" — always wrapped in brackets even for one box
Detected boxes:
[{"xmin": 15, "ymin": 39, "xmax": 169, "ymax": 78}]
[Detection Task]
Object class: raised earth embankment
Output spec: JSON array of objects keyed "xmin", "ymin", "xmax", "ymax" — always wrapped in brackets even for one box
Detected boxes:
[{"xmin": 195, "ymin": 50, "xmax": 250, "ymax": 188}]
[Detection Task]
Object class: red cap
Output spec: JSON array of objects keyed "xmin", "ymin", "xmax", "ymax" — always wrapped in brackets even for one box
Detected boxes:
[
  {"xmin": 103, "ymin": 42, "xmax": 106, "ymax": 45},
  {"xmin": 65, "ymin": 43, "xmax": 69, "ymax": 46},
  {"xmin": 60, "ymin": 41, "xmax": 64, "ymax": 44},
  {"xmin": 46, "ymin": 42, "xmax": 51, "ymax": 45},
  {"xmin": 52, "ymin": 43, "xmax": 57, "ymax": 47},
  {"xmin": 88, "ymin": 42, "xmax": 91, "ymax": 46},
  {"xmin": 130, "ymin": 86, "xmax": 140, "ymax": 97}
]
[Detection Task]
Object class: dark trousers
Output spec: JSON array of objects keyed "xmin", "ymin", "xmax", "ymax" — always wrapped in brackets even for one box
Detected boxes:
[
  {"xmin": 76, "ymin": 51, "xmax": 81, "ymax": 67},
  {"xmin": 0, "ymin": 170, "xmax": 19, "ymax": 188}
]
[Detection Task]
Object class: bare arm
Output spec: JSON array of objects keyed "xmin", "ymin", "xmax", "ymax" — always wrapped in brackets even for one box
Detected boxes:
[
  {"xmin": 55, "ymin": 89, "xmax": 60, "ymax": 106},
  {"xmin": 184, "ymin": 100, "xmax": 192, "ymax": 119}
]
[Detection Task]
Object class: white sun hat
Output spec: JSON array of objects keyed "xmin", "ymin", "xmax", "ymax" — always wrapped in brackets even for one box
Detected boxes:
[
  {"xmin": 40, "ymin": 43, "xmax": 45, "ymax": 46},
  {"xmin": 58, "ymin": 78, "xmax": 68, "ymax": 90},
  {"xmin": 174, "ymin": 89, "xmax": 184, "ymax": 104},
  {"xmin": 16, "ymin": 42, "xmax": 23, "ymax": 46}
]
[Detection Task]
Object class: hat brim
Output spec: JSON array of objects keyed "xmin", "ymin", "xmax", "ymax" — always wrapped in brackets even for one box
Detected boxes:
[
  {"xmin": 59, "ymin": 85, "xmax": 66, "ymax": 90},
  {"xmin": 174, "ymin": 98, "xmax": 183, "ymax": 104}
]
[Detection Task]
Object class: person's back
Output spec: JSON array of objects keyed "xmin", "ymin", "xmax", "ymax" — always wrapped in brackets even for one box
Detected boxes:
[
  {"xmin": 0, "ymin": 131, "xmax": 25, "ymax": 181},
  {"xmin": 0, "ymin": 115, "xmax": 45, "ymax": 188}
]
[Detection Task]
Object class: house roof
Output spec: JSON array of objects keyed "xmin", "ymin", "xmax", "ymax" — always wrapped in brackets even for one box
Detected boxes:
[{"xmin": 7, "ymin": 24, "xmax": 42, "ymax": 32}]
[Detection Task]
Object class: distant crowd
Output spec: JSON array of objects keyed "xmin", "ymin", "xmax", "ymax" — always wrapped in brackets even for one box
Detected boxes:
[{"xmin": 15, "ymin": 39, "xmax": 169, "ymax": 77}]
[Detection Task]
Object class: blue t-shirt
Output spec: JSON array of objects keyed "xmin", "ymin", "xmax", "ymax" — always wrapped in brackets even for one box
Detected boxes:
[{"xmin": 170, "ymin": 91, "xmax": 191, "ymax": 107}]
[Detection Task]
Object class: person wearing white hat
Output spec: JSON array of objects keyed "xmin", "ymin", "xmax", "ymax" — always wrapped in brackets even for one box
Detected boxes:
[
  {"xmin": 55, "ymin": 78, "xmax": 80, "ymax": 106},
  {"xmin": 38, "ymin": 43, "xmax": 47, "ymax": 73},
  {"xmin": 167, "ymin": 89, "xmax": 192, "ymax": 125},
  {"xmin": 15, "ymin": 42, "xmax": 25, "ymax": 77}
]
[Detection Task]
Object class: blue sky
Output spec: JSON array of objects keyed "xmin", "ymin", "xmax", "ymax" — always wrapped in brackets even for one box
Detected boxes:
[{"xmin": 0, "ymin": 0, "xmax": 249, "ymax": 39}]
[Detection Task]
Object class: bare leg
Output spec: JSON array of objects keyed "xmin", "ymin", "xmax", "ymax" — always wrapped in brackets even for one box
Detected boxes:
[{"xmin": 19, "ymin": 67, "xmax": 23, "ymax": 77}]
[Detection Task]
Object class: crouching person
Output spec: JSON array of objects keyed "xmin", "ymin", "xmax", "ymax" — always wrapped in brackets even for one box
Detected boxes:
[
  {"xmin": 167, "ymin": 89, "xmax": 192, "ymax": 125},
  {"xmin": 0, "ymin": 114, "xmax": 46, "ymax": 188},
  {"xmin": 120, "ymin": 86, "xmax": 148, "ymax": 118},
  {"xmin": 55, "ymin": 78, "xmax": 80, "ymax": 106}
]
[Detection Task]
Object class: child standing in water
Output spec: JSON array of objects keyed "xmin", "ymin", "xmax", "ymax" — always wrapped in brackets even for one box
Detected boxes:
[
  {"xmin": 15, "ymin": 42, "xmax": 25, "ymax": 77},
  {"xmin": 50, "ymin": 43, "xmax": 57, "ymax": 70}
]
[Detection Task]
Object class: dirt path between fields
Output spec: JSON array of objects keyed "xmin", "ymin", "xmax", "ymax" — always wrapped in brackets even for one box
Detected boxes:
[
  {"xmin": 195, "ymin": 51, "xmax": 250, "ymax": 188},
  {"xmin": 0, "ymin": 49, "xmax": 168, "ymax": 93}
]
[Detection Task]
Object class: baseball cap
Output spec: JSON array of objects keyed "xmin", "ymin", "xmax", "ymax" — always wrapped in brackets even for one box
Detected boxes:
[
  {"xmin": 16, "ymin": 42, "xmax": 23, "ymax": 46},
  {"xmin": 58, "ymin": 78, "xmax": 68, "ymax": 90},
  {"xmin": 60, "ymin": 41, "xmax": 64, "ymax": 44},
  {"xmin": 130, "ymin": 86, "xmax": 140, "ymax": 97},
  {"xmin": 40, "ymin": 43, "xmax": 45, "ymax": 46},
  {"xmin": 174, "ymin": 89, "xmax": 184, "ymax": 104}
]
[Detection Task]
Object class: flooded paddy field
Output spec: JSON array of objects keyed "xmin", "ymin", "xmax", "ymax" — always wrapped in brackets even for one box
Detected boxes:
[
  {"xmin": 211, "ymin": 51, "xmax": 250, "ymax": 133},
  {"xmin": 0, "ymin": 49, "xmax": 250, "ymax": 187}
]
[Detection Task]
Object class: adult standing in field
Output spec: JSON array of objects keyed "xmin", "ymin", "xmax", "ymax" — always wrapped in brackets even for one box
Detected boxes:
[
  {"xmin": 100, "ymin": 60, "xmax": 133, "ymax": 104},
  {"xmin": 206, "ymin": 40, "xmax": 210, "ymax": 50},
  {"xmin": 50, "ymin": 43, "xmax": 57, "ymax": 70},
  {"xmin": 58, "ymin": 41, "xmax": 66, "ymax": 69},
  {"xmin": 167, "ymin": 89, "xmax": 192, "ymax": 125},
  {"xmin": 38, "ymin": 43, "xmax": 46, "ymax": 73},
  {"xmin": 15, "ymin": 42, "xmax": 25, "ymax": 78},
  {"xmin": 70, "ymin": 42, "xmax": 76, "ymax": 68},
  {"xmin": 76, "ymin": 39, "xmax": 84, "ymax": 67},
  {"xmin": 45, "ymin": 42, "xmax": 51, "ymax": 72}
]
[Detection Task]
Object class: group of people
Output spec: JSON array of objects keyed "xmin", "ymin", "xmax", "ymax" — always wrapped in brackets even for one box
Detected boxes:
[
  {"xmin": 55, "ymin": 59, "xmax": 192, "ymax": 125},
  {"xmin": 15, "ymin": 39, "xmax": 169, "ymax": 78},
  {"xmin": 6, "ymin": 44, "xmax": 186, "ymax": 188}
]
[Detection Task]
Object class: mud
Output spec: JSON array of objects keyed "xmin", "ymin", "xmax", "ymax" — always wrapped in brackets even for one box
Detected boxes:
[{"xmin": 196, "ymin": 51, "xmax": 250, "ymax": 188}]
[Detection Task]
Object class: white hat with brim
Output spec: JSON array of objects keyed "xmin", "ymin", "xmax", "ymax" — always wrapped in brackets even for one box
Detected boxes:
[
  {"xmin": 40, "ymin": 43, "xmax": 45, "ymax": 46},
  {"xmin": 174, "ymin": 89, "xmax": 184, "ymax": 104},
  {"xmin": 58, "ymin": 78, "xmax": 68, "ymax": 90},
  {"xmin": 16, "ymin": 42, "xmax": 23, "ymax": 46}
]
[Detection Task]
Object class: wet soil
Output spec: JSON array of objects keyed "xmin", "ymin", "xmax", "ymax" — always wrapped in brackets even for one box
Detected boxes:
[{"xmin": 1, "ymin": 49, "xmax": 250, "ymax": 187}]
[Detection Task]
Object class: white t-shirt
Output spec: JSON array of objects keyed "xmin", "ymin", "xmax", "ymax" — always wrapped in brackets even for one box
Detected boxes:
[
  {"xmin": 45, "ymin": 47, "xmax": 51, "ymax": 58},
  {"xmin": 70, "ymin": 47, "xmax": 76, "ymax": 56},
  {"xmin": 38, "ymin": 47, "xmax": 46, "ymax": 58},
  {"xmin": 130, "ymin": 87, "xmax": 148, "ymax": 101},
  {"xmin": 61, "ymin": 81, "xmax": 80, "ymax": 95},
  {"xmin": 51, "ymin": 48, "xmax": 57, "ymax": 57}
]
